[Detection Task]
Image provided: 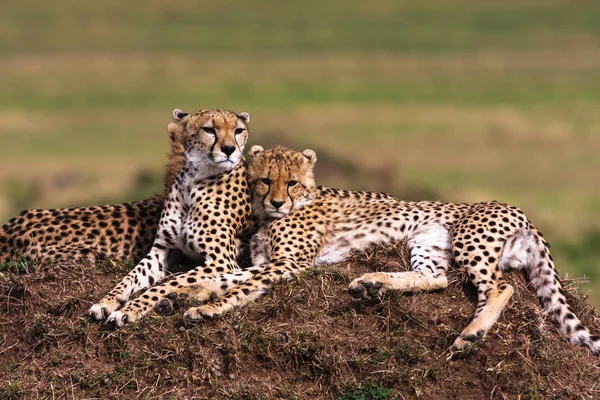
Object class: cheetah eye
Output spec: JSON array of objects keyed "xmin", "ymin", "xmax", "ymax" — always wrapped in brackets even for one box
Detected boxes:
[
  {"xmin": 234, "ymin": 127, "xmax": 245, "ymax": 135},
  {"xmin": 261, "ymin": 178, "xmax": 271, "ymax": 185},
  {"xmin": 288, "ymin": 180, "xmax": 298, "ymax": 187},
  {"xmin": 202, "ymin": 127, "xmax": 216, "ymax": 135}
]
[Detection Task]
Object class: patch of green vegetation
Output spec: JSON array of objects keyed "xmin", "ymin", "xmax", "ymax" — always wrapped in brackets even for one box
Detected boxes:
[
  {"xmin": 0, "ymin": 382, "xmax": 24, "ymax": 400},
  {"xmin": 369, "ymin": 350, "xmax": 393, "ymax": 365},
  {"xmin": 4, "ymin": 360, "xmax": 19, "ymax": 374},
  {"xmin": 338, "ymin": 383, "xmax": 395, "ymax": 400},
  {"xmin": 240, "ymin": 328, "xmax": 280, "ymax": 367},
  {"xmin": 394, "ymin": 343, "xmax": 425, "ymax": 366},
  {"xmin": 0, "ymin": 256, "xmax": 36, "ymax": 274}
]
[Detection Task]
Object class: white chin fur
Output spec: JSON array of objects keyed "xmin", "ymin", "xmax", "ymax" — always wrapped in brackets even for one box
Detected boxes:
[
  {"xmin": 264, "ymin": 205, "xmax": 291, "ymax": 219},
  {"xmin": 267, "ymin": 211, "xmax": 288, "ymax": 219},
  {"xmin": 188, "ymin": 152, "xmax": 239, "ymax": 169},
  {"xmin": 214, "ymin": 160, "xmax": 236, "ymax": 170},
  {"xmin": 212, "ymin": 151, "xmax": 241, "ymax": 164}
]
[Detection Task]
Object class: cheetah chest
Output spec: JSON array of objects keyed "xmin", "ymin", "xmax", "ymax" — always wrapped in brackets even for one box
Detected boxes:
[{"xmin": 177, "ymin": 183, "xmax": 218, "ymax": 257}]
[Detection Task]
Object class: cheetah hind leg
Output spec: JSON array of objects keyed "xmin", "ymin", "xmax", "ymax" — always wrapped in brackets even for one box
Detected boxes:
[
  {"xmin": 349, "ymin": 222, "xmax": 452, "ymax": 299},
  {"xmin": 450, "ymin": 283, "xmax": 514, "ymax": 357},
  {"xmin": 348, "ymin": 271, "xmax": 449, "ymax": 299},
  {"xmin": 449, "ymin": 228, "xmax": 522, "ymax": 357}
]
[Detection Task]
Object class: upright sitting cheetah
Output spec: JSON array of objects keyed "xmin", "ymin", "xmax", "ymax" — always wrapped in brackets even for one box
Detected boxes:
[
  {"xmin": 171, "ymin": 146, "xmax": 599, "ymax": 356},
  {"xmin": 0, "ymin": 123, "xmax": 185, "ymax": 264},
  {"xmin": 89, "ymin": 108, "xmax": 255, "ymax": 326}
]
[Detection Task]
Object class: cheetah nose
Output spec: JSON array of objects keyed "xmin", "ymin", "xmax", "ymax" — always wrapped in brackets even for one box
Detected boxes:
[
  {"xmin": 221, "ymin": 145, "xmax": 236, "ymax": 157},
  {"xmin": 270, "ymin": 200, "xmax": 285, "ymax": 209}
]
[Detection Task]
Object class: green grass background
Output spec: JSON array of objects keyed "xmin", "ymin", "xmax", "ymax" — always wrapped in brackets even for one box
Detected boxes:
[{"xmin": 1, "ymin": 0, "xmax": 599, "ymax": 305}]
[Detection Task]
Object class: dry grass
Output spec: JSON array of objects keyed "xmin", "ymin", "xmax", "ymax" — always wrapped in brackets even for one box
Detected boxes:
[{"xmin": 1, "ymin": 242, "xmax": 599, "ymax": 399}]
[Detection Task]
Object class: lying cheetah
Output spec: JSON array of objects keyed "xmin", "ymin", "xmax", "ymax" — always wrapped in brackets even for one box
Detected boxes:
[
  {"xmin": 89, "ymin": 108, "xmax": 255, "ymax": 325},
  {"xmin": 162, "ymin": 146, "xmax": 599, "ymax": 356},
  {"xmin": 0, "ymin": 122, "xmax": 185, "ymax": 264}
]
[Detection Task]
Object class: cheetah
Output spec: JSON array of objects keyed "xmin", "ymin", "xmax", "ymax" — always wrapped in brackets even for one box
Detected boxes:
[
  {"xmin": 162, "ymin": 145, "xmax": 599, "ymax": 356},
  {"xmin": 89, "ymin": 108, "xmax": 255, "ymax": 326},
  {"xmin": 0, "ymin": 121, "xmax": 186, "ymax": 264}
]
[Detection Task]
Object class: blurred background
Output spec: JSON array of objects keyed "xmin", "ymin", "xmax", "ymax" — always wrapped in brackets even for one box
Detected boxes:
[{"xmin": 1, "ymin": 0, "xmax": 599, "ymax": 306}]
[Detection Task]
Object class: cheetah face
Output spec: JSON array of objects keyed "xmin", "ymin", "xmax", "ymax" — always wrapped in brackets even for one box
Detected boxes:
[
  {"xmin": 172, "ymin": 108, "xmax": 250, "ymax": 172},
  {"xmin": 247, "ymin": 145, "xmax": 317, "ymax": 220}
]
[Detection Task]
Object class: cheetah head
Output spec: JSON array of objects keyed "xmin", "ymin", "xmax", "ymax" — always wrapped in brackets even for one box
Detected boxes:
[
  {"xmin": 247, "ymin": 145, "xmax": 317, "ymax": 220},
  {"xmin": 171, "ymin": 108, "xmax": 250, "ymax": 172}
]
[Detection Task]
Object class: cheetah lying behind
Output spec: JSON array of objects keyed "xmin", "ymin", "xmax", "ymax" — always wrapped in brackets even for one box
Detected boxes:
[
  {"xmin": 144, "ymin": 145, "xmax": 599, "ymax": 356},
  {"xmin": 89, "ymin": 108, "xmax": 256, "ymax": 324},
  {"xmin": 0, "ymin": 121, "xmax": 186, "ymax": 264}
]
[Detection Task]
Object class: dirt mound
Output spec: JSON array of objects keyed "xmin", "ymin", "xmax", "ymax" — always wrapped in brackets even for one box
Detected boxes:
[{"xmin": 1, "ymin": 242, "xmax": 599, "ymax": 399}]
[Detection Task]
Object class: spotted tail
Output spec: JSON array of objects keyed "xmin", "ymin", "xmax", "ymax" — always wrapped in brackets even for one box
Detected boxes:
[{"xmin": 500, "ymin": 228, "xmax": 600, "ymax": 355}]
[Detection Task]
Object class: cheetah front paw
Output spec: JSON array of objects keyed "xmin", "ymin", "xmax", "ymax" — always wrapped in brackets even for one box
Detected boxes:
[
  {"xmin": 348, "ymin": 278, "xmax": 384, "ymax": 300},
  {"xmin": 88, "ymin": 297, "xmax": 123, "ymax": 321},
  {"xmin": 154, "ymin": 292, "xmax": 186, "ymax": 316},
  {"xmin": 448, "ymin": 330, "xmax": 485, "ymax": 359},
  {"xmin": 101, "ymin": 309, "xmax": 141, "ymax": 330},
  {"xmin": 183, "ymin": 302, "xmax": 226, "ymax": 322}
]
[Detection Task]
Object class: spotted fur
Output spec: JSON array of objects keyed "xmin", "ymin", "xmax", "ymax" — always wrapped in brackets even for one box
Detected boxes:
[
  {"xmin": 178, "ymin": 146, "xmax": 599, "ymax": 357},
  {"xmin": 0, "ymin": 122, "xmax": 186, "ymax": 264},
  {"xmin": 89, "ymin": 108, "xmax": 256, "ymax": 326}
]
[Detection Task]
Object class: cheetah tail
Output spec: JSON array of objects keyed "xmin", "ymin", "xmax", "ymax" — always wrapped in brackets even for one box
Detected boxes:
[{"xmin": 501, "ymin": 228, "xmax": 600, "ymax": 355}]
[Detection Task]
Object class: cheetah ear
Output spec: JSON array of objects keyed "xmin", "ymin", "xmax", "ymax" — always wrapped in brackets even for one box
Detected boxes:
[
  {"xmin": 249, "ymin": 145, "xmax": 264, "ymax": 157},
  {"xmin": 172, "ymin": 109, "xmax": 189, "ymax": 121},
  {"xmin": 167, "ymin": 123, "xmax": 181, "ymax": 143},
  {"xmin": 237, "ymin": 112, "xmax": 250, "ymax": 124},
  {"xmin": 301, "ymin": 149, "xmax": 317, "ymax": 164}
]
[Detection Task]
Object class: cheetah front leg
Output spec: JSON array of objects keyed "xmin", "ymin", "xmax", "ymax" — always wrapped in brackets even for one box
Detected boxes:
[
  {"xmin": 349, "ymin": 223, "xmax": 452, "ymax": 299},
  {"xmin": 185, "ymin": 258, "xmax": 307, "ymax": 320},
  {"xmin": 105, "ymin": 263, "xmax": 264, "ymax": 328},
  {"xmin": 89, "ymin": 186, "xmax": 186, "ymax": 321},
  {"xmin": 153, "ymin": 266, "xmax": 264, "ymax": 314},
  {"xmin": 185, "ymin": 220, "xmax": 322, "ymax": 320},
  {"xmin": 103, "ymin": 225, "xmax": 245, "ymax": 327},
  {"xmin": 89, "ymin": 246, "xmax": 171, "ymax": 321},
  {"xmin": 146, "ymin": 225, "xmax": 272, "ymax": 321}
]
